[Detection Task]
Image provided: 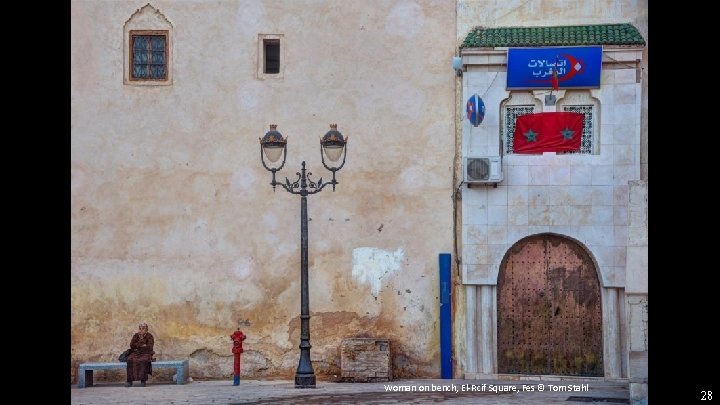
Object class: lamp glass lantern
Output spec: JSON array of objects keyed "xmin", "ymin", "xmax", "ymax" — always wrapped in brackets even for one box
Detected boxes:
[
  {"xmin": 320, "ymin": 124, "xmax": 346, "ymax": 163},
  {"xmin": 260, "ymin": 124, "xmax": 287, "ymax": 163}
]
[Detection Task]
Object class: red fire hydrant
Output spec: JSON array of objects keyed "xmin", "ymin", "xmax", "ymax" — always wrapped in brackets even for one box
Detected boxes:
[{"xmin": 231, "ymin": 329, "xmax": 246, "ymax": 385}]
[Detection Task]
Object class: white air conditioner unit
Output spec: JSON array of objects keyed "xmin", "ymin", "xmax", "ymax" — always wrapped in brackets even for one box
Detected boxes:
[{"xmin": 463, "ymin": 156, "xmax": 503, "ymax": 184}]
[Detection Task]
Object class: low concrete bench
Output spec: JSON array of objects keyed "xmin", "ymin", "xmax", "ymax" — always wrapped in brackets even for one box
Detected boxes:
[{"xmin": 77, "ymin": 360, "xmax": 189, "ymax": 388}]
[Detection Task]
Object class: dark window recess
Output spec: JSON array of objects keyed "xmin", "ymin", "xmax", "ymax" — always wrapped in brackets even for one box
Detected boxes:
[
  {"xmin": 131, "ymin": 33, "xmax": 167, "ymax": 80},
  {"xmin": 264, "ymin": 39, "xmax": 280, "ymax": 74}
]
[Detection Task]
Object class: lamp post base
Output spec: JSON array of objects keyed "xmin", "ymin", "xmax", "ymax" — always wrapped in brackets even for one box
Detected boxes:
[{"xmin": 294, "ymin": 373, "xmax": 316, "ymax": 388}]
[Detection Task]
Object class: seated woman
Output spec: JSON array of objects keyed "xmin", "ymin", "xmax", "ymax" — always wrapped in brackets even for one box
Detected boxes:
[{"xmin": 125, "ymin": 322, "xmax": 155, "ymax": 387}]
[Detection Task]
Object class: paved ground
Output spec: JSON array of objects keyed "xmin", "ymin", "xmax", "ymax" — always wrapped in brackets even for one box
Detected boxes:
[{"xmin": 71, "ymin": 378, "xmax": 630, "ymax": 404}]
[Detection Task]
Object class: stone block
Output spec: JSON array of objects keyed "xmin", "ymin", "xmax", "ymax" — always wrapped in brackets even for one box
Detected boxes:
[
  {"xmin": 340, "ymin": 338, "xmax": 391, "ymax": 382},
  {"xmin": 629, "ymin": 351, "xmax": 648, "ymax": 380},
  {"xmin": 507, "ymin": 165, "xmax": 529, "ymax": 186},
  {"xmin": 630, "ymin": 382, "xmax": 648, "ymax": 405}
]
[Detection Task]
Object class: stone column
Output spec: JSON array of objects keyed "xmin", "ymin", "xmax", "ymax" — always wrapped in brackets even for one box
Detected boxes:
[
  {"xmin": 478, "ymin": 285, "xmax": 495, "ymax": 375},
  {"xmin": 625, "ymin": 181, "xmax": 648, "ymax": 405},
  {"xmin": 603, "ymin": 287, "xmax": 621, "ymax": 378},
  {"xmin": 465, "ymin": 285, "xmax": 477, "ymax": 376}
]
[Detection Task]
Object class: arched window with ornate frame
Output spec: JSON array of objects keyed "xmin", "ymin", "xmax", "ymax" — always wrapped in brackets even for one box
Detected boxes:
[
  {"xmin": 123, "ymin": 4, "xmax": 173, "ymax": 86},
  {"xmin": 501, "ymin": 90, "xmax": 600, "ymax": 155},
  {"xmin": 556, "ymin": 90, "xmax": 600, "ymax": 155},
  {"xmin": 500, "ymin": 91, "xmax": 542, "ymax": 155}
]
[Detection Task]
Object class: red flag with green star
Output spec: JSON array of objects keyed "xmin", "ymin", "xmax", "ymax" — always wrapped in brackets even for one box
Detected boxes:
[{"xmin": 513, "ymin": 112, "xmax": 583, "ymax": 154}]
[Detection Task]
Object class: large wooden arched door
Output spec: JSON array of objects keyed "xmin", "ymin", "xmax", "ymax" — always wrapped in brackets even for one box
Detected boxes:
[{"xmin": 497, "ymin": 234, "xmax": 603, "ymax": 376}]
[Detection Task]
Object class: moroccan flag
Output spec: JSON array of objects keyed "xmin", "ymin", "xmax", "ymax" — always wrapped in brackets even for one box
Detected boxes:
[
  {"xmin": 513, "ymin": 112, "xmax": 583, "ymax": 154},
  {"xmin": 551, "ymin": 66, "xmax": 559, "ymax": 91}
]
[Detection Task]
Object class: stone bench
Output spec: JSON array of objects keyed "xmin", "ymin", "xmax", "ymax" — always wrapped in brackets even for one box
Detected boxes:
[{"xmin": 77, "ymin": 360, "xmax": 189, "ymax": 388}]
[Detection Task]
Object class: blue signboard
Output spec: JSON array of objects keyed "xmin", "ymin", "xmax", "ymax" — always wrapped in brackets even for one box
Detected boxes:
[{"xmin": 507, "ymin": 46, "xmax": 602, "ymax": 89}]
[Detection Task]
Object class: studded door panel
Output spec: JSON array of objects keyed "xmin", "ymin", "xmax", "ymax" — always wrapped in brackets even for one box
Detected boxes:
[{"xmin": 497, "ymin": 234, "xmax": 603, "ymax": 376}]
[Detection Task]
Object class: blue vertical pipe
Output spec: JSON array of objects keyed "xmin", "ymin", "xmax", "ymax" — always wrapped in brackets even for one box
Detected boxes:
[{"xmin": 439, "ymin": 253, "xmax": 452, "ymax": 379}]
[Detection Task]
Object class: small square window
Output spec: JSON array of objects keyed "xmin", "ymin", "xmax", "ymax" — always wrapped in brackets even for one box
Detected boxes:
[
  {"xmin": 130, "ymin": 30, "xmax": 168, "ymax": 81},
  {"xmin": 258, "ymin": 34, "xmax": 284, "ymax": 79},
  {"xmin": 264, "ymin": 39, "xmax": 280, "ymax": 74}
]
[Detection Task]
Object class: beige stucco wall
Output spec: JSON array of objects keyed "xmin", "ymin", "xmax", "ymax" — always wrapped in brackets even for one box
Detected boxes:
[
  {"xmin": 71, "ymin": 0, "xmax": 456, "ymax": 382},
  {"xmin": 457, "ymin": 0, "xmax": 647, "ymax": 40}
]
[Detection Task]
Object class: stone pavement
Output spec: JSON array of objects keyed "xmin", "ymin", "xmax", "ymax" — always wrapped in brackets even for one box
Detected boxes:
[{"xmin": 71, "ymin": 378, "xmax": 630, "ymax": 404}]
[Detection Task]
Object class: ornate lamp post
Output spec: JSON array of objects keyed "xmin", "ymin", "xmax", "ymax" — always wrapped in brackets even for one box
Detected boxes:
[{"xmin": 259, "ymin": 124, "xmax": 348, "ymax": 388}]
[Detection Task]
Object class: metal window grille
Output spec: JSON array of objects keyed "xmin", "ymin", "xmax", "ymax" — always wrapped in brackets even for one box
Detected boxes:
[
  {"xmin": 131, "ymin": 35, "xmax": 167, "ymax": 80},
  {"xmin": 504, "ymin": 105, "xmax": 535, "ymax": 154},
  {"xmin": 561, "ymin": 105, "xmax": 594, "ymax": 154}
]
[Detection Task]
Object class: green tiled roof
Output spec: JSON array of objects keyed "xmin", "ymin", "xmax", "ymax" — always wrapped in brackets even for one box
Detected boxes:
[{"xmin": 460, "ymin": 23, "xmax": 645, "ymax": 48}]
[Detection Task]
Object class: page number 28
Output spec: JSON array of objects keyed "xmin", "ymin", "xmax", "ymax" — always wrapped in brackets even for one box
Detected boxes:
[{"xmin": 702, "ymin": 391, "xmax": 713, "ymax": 400}]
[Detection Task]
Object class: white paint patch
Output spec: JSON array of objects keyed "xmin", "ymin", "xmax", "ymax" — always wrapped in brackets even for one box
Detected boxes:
[
  {"xmin": 351, "ymin": 247, "xmax": 404, "ymax": 296},
  {"xmin": 385, "ymin": 1, "xmax": 424, "ymax": 39},
  {"xmin": 232, "ymin": 257, "xmax": 256, "ymax": 281}
]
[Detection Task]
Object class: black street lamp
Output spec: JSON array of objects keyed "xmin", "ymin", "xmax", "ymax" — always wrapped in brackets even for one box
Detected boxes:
[{"xmin": 259, "ymin": 124, "xmax": 348, "ymax": 388}]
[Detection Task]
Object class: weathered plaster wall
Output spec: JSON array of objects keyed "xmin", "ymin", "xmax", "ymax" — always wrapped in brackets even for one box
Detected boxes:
[
  {"xmin": 71, "ymin": 0, "xmax": 456, "ymax": 382},
  {"xmin": 457, "ymin": 0, "xmax": 646, "ymax": 41}
]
